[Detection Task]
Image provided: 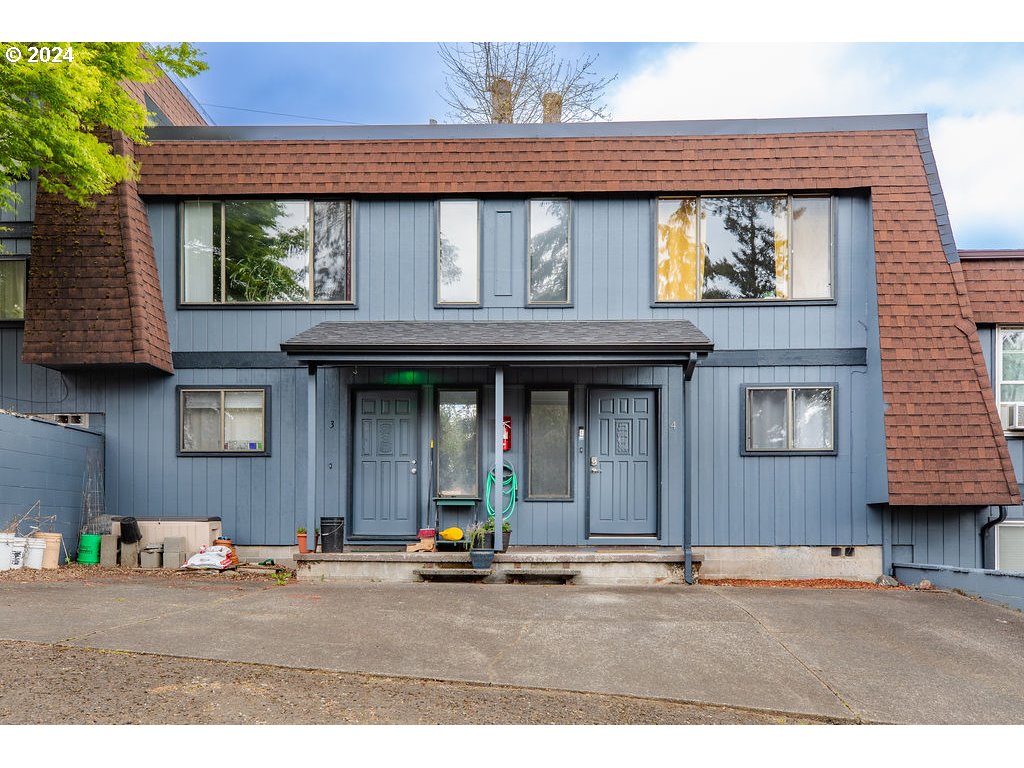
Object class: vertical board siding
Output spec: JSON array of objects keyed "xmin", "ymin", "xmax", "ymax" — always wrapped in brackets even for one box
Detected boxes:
[
  {"xmin": 151, "ymin": 195, "xmax": 871, "ymax": 351},
  {"xmin": 0, "ymin": 412, "xmax": 102, "ymax": 551},
  {"xmin": 891, "ymin": 506, "xmax": 991, "ymax": 569},
  {"xmin": 0, "ymin": 194, "xmax": 882, "ymax": 547}
]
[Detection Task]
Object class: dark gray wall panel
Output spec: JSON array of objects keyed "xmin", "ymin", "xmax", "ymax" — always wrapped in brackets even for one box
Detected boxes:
[{"xmin": 0, "ymin": 412, "xmax": 102, "ymax": 552}]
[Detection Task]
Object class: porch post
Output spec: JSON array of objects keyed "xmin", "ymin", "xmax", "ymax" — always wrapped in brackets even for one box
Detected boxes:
[
  {"xmin": 307, "ymin": 364, "xmax": 317, "ymax": 554},
  {"xmin": 683, "ymin": 360, "xmax": 694, "ymax": 584},
  {"xmin": 493, "ymin": 365, "xmax": 505, "ymax": 554}
]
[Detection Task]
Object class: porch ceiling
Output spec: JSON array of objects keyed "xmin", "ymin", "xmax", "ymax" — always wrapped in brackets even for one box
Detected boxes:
[{"xmin": 280, "ymin": 320, "xmax": 713, "ymax": 366}]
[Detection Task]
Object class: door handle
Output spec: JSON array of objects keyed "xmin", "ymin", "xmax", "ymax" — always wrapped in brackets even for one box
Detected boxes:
[
  {"xmin": 589, "ymin": 456, "xmax": 601, "ymax": 473},
  {"xmin": 410, "ymin": 467, "xmax": 418, "ymax": 475}
]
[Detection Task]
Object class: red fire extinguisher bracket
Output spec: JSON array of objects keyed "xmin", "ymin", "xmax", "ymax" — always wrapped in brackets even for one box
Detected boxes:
[{"xmin": 502, "ymin": 416, "xmax": 512, "ymax": 451}]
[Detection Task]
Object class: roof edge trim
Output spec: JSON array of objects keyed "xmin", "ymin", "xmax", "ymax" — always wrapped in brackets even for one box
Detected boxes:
[{"xmin": 146, "ymin": 113, "xmax": 928, "ymax": 143}]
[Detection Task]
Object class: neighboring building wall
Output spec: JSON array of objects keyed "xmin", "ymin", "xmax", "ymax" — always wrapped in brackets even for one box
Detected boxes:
[{"xmin": 0, "ymin": 411, "xmax": 103, "ymax": 551}]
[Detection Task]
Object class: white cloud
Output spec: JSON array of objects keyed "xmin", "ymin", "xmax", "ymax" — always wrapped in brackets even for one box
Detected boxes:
[{"xmin": 609, "ymin": 43, "xmax": 1024, "ymax": 247}]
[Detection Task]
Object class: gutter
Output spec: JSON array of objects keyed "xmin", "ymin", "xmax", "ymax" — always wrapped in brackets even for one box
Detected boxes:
[{"xmin": 980, "ymin": 506, "xmax": 1008, "ymax": 569}]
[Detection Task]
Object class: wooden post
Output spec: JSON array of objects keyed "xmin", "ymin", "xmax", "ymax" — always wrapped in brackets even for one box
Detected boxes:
[
  {"xmin": 307, "ymin": 364, "xmax": 317, "ymax": 555},
  {"xmin": 494, "ymin": 366, "xmax": 505, "ymax": 554}
]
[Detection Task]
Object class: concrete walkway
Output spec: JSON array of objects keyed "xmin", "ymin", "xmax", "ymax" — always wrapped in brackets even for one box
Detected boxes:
[{"xmin": 1, "ymin": 579, "xmax": 1022, "ymax": 724}]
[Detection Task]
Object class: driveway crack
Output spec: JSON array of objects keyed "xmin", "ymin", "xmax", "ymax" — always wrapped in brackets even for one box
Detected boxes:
[{"xmin": 709, "ymin": 587, "xmax": 861, "ymax": 721}]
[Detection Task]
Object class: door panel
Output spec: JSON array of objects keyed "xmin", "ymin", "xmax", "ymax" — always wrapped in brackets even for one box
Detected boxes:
[
  {"xmin": 588, "ymin": 389, "xmax": 658, "ymax": 536},
  {"xmin": 352, "ymin": 390, "xmax": 419, "ymax": 537}
]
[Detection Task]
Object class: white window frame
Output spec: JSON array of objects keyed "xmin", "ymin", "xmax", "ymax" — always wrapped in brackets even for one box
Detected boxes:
[
  {"xmin": 995, "ymin": 520, "xmax": 1024, "ymax": 572},
  {"xmin": 996, "ymin": 326, "xmax": 1024, "ymax": 432},
  {"xmin": 743, "ymin": 384, "xmax": 837, "ymax": 454}
]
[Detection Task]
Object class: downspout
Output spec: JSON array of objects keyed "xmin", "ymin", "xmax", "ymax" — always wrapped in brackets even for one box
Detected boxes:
[
  {"xmin": 683, "ymin": 354, "xmax": 696, "ymax": 584},
  {"xmin": 979, "ymin": 506, "xmax": 1007, "ymax": 570}
]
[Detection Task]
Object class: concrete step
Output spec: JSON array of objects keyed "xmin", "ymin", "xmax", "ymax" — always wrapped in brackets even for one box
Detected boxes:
[
  {"xmin": 415, "ymin": 568, "xmax": 490, "ymax": 582},
  {"xmin": 296, "ymin": 548, "xmax": 700, "ymax": 586}
]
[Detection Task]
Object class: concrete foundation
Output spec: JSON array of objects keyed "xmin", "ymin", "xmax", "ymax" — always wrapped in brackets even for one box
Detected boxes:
[
  {"xmin": 236, "ymin": 545, "xmax": 297, "ymax": 565},
  {"xmin": 296, "ymin": 549, "xmax": 698, "ymax": 586},
  {"xmin": 693, "ymin": 545, "xmax": 883, "ymax": 582}
]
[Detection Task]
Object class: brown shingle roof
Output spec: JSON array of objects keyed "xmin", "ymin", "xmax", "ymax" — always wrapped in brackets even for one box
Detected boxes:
[
  {"xmin": 24, "ymin": 132, "xmax": 173, "ymax": 373},
  {"xmin": 960, "ymin": 252, "xmax": 1024, "ymax": 325},
  {"xmin": 133, "ymin": 126, "xmax": 1019, "ymax": 506}
]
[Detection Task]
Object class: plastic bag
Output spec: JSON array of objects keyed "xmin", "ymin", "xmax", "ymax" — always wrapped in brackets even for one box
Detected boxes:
[{"xmin": 180, "ymin": 545, "xmax": 234, "ymax": 571}]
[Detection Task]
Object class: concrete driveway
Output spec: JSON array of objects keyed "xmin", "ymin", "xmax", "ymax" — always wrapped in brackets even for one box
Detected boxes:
[{"xmin": 1, "ymin": 578, "xmax": 1021, "ymax": 724}]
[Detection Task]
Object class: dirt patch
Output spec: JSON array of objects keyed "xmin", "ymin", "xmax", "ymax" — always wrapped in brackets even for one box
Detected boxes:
[
  {"xmin": 0, "ymin": 640, "xmax": 839, "ymax": 725},
  {"xmin": 701, "ymin": 578, "xmax": 912, "ymax": 590},
  {"xmin": 0, "ymin": 563, "xmax": 293, "ymax": 585}
]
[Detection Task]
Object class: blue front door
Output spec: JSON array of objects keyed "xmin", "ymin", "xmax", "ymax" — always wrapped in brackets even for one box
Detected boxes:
[
  {"xmin": 587, "ymin": 389, "xmax": 658, "ymax": 536},
  {"xmin": 352, "ymin": 390, "xmax": 420, "ymax": 538}
]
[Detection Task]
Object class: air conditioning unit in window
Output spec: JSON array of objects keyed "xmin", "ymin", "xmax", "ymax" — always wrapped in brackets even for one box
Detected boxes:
[{"xmin": 1010, "ymin": 404, "xmax": 1024, "ymax": 431}]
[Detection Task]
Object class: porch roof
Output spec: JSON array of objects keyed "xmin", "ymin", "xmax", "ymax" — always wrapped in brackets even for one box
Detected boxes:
[{"xmin": 280, "ymin": 320, "xmax": 713, "ymax": 367}]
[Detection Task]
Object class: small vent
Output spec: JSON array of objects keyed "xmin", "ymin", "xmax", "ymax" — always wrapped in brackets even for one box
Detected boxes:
[{"xmin": 34, "ymin": 413, "xmax": 89, "ymax": 428}]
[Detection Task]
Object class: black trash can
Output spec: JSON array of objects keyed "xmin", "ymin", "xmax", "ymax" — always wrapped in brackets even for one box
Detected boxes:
[
  {"xmin": 119, "ymin": 517, "xmax": 142, "ymax": 544},
  {"xmin": 320, "ymin": 517, "xmax": 345, "ymax": 553}
]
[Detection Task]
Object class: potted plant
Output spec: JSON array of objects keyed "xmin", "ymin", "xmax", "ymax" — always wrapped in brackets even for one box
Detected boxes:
[
  {"xmin": 296, "ymin": 527, "xmax": 319, "ymax": 554},
  {"xmin": 465, "ymin": 522, "xmax": 494, "ymax": 570},
  {"xmin": 481, "ymin": 518, "xmax": 512, "ymax": 552}
]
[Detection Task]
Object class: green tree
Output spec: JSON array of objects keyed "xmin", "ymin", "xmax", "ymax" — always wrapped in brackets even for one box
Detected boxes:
[{"xmin": 0, "ymin": 42, "xmax": 206, "ymax": 211}]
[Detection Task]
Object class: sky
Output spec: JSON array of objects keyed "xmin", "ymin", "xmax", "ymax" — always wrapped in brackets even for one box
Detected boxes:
[
  {"xmin": 169, "ymin": 41, "xmax": 1024, "ymax": 250},
  {"xmin": 9, "ymin": 2, "xmax": 1022, "ymax": 251}
]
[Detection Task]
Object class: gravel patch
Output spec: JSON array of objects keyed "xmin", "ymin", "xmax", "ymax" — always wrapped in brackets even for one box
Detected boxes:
[{"xmin": 0, "ymin": 640, "xmax": 836, "ymax": 725}]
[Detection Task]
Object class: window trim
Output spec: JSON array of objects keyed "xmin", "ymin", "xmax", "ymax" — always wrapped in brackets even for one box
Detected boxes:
[
  {"xmin": 435, "ymin": 199, "xmax": 482, "ymax": 307},
  {"xmin": 525, "ymin": 387, "xmax": 574, "ymax": 501},
  {"xmin": 526, "ymin": 198, "xmax": 572, "ymax": 307},
  {"xmin": 652, "ymin": 194, "xmax": 835, "ymax": 305},
  {"xmin": 740, "ymin": 383, "xmax": 838, "ymax": 456},
  {"xmin": 177, "ymin": 199, "xmax": 356, "ymax": 308},
  {"xmin": 176, "ymin": 385, "xmax": 271, "ymax": 457},
  {"xmin": 0, "ymin": 252, "xmax": 28, "ymax": 325},
  {"xmin": 995, "ymin": 520, "xmax": 1024, "ymax": 572},
  {"xmin": 435, "ymin": 387, "xmax": 482, "ymax": 499},
  {"xmin": 995, "ymin": 326, "xmax": 1024, "ymax": 435}
]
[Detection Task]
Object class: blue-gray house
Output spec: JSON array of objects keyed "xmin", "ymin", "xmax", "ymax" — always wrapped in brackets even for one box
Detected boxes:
[{"xmin": 2, "ymin": 72, "xmax": 1021, "ymax": 582}]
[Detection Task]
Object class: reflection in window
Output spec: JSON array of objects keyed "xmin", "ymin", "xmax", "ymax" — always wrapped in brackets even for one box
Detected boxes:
[
  {"xmin": 437, "ymin": 390, "xmax": 479, "ymax": 496},
  {"xmin": 181, "ymin": 200, "xmax": 352, "ymax": 304},
  {"xmin": 746, "ymin": 386, "xmax": 834, "ymax": 452},
  {"xmin": 528, "ymin": 390, "xmax": 571, "ymax": 498},
  {"xmin": 0, "ymin": 256, "xmax": 27, "ymax": 320},
  {"xmin": 438, "ymin": 200, "xmax": 479, "ymax": 304},
  {"xmin": 655, "ymin": 195, "xmax": 831, "ymax": 302},
  {"xmin": 997, "ymin": 328, "xmax": 1024, "ymax": 429},
  {"xmin": 180, "ymin": 388, "xmax": 267, "ymax": 454},
  {"xmin": 656, "ymin": 198, "xmax": 699, "ymax": 301},
  {"xmin": 529, "ymin": 200, "xmax": 570, "ymax": 304}
]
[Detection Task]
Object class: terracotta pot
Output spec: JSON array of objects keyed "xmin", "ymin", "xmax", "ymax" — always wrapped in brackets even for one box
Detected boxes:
[{"xmin": 297, "ymin": 533, "xmax": 318, "ymax": 554}]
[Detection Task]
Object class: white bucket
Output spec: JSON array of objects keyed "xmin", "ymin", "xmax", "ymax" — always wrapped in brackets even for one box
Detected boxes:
[
  {"xmin": 24, "ymin": 538, "xmax": 46, "ymax": 570},
  {"xmin": 8, "ymin": 537, "xmax": 27, "ymax": 570},
  {"xmin": 0, "ymin": 533, "xmax": 14, "ymax": 571}
]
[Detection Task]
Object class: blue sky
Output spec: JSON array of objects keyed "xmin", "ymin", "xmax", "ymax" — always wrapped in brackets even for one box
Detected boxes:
[
  {"xmin": 174, "ymin": 42, "xmax": 1024, "ymax": 249},
  {"xmin": 9, "ymin": 2, "xmax": 1022, "ymax": 249}
]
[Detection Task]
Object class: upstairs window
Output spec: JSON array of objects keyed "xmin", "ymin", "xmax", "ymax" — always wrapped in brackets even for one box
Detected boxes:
[
  {"xmin": 0, "ymin": 248, "xmax": 27, "ymax": 321},
  {"xmin": 437, "ymin": 200, "xmax": 480, "ymax": 305},
  {"xmin": 528, "ymin": 199, "xmax": 571, "ymax": 305},
  {"xmin": 656, "ymin": 195, "xmax": 832, "ymax": 302},
  {"xmin": 181, "ymin": 200, "xmax": 352, "ymax": 304},
  {"xmin": 997, "ymin": 327, "xmax": 1024, "ymax": 431}
]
